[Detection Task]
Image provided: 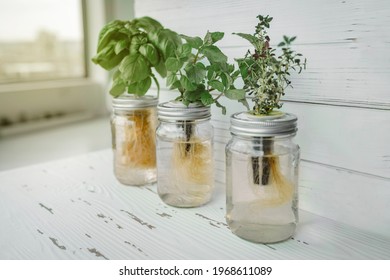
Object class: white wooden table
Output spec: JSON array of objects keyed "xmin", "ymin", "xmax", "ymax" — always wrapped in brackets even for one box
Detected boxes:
[{"xmin": 1, "ymin": 149, "xmax": 389, "ymax": 260}]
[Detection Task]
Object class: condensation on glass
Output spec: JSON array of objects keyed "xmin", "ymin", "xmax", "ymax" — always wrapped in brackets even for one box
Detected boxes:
[
  {"xmin": 156, "ymin": 101, "xmax": 214, "ymax": 208},
  {"xmin": 225, "ymin": 112, "xmax": 300, "ymax": 243},
  {"xmin": 111, "ymin": 95, "xmax": 158, "ymax": 186}
]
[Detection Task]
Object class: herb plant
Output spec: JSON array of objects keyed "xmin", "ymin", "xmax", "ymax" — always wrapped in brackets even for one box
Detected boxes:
[
  {"xmin": 234, "ymin": 15, "xmax": 306, "ymax": 189},
  {"xmin": 165, "ymin": 31, "xmax": 247, "ymax": 114},
  {"xmin": 92, "ymin": 16, "xmax": 181, "ymax": 97},
  {"xmin": 235, "ymin": 15, "xmax": 306, "ymax": 115}
]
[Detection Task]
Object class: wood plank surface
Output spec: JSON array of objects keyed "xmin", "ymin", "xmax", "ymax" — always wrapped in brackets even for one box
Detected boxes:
[{"xmin": 1, "ymin": 150, "xmax": 389, "ymax": 259}]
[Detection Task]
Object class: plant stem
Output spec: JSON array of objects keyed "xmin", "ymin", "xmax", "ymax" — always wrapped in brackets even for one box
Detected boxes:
[{"xmin": 251, "ymin": 137, "xmax": 272, "ymax": 185}]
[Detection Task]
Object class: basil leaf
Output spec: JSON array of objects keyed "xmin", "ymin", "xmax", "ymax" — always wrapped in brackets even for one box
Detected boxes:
[
  {"xmin": 119, "ymin": 53, "xmax": 151, "ymax": 82},
  {"xmin": 139, "ymin": 43, "xmax": 160, "ymax": 66},
  {"xmin": 92, "ymin": 42, "xmax": 128, "ymax": 70},
  {"xmin": 133, "ymin": 16, "xmax": 163, "ymax": 32},
  {"xmin": 127, "ymin": 76, "xmax": 152, "ymax": 96},
  {"xmin": 149, "ymin": 29, "xmax": 182, "ymax": 60},
  {"xmin": 115, "ymin": 40, "xmax": 128, "ymax": 55},
  {"xmin": 109, "ymin": 78, "xmax": 126, "ymax": 97}
]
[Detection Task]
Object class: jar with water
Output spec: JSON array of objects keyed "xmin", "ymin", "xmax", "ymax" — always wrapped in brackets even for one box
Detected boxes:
[
  {"xmin": 225, "ymin": 112, "xmax": 300, "ymax": 243},
  {"xmin": 111, "ymin": 95, "xmax": 158, "ymax": 186},
  {"xmin": 156, "ymin": 101, "xmax": 214, "ymax": 207}
]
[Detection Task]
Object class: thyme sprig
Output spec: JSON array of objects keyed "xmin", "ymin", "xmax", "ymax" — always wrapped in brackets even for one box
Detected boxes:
[{"xmin": 235, "ymin": 15, "xmax": 307, "ymax": 115}]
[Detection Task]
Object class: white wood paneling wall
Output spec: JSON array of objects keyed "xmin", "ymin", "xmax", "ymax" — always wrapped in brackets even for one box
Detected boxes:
[{"xmin": 134, "ymin": 0, "xmax": 390, "ymax": 237}]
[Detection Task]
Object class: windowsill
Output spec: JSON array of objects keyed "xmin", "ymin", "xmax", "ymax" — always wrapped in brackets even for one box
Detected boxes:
[{"xmin": 0, "ymin": 116, "xmax": 111, "ymax": 171}]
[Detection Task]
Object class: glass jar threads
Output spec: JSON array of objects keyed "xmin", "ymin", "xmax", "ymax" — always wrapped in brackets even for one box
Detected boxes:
[
  {"xmin": 156, "ymin": 101, "xmax": 214, "ymax": 207},
  {"xmin": 111, "ymin": 95, "xmax": 158, "ymax": 186},
  {"xmin": 225, "ymin": 112, "xmax": 300, "ymax": 243}
]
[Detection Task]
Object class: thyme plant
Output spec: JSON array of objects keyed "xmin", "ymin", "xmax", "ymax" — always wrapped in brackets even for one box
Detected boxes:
[
  {"xmin": 234, "ymin": 15, "xmax": 306, "ymax": 187},
  {"xmin": 235, "ymin": 15, "xmax": 306, "ymax": 115}
]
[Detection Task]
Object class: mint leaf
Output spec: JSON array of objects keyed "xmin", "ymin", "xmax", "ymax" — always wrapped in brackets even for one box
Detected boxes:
[
  {"xmin": 215, "ymin": 100, "xmax": 227, "ymax": 115},
  {"xmin": 225, "ymin": 89, "xmax": 246, "ymax": 100},
  {"xmin": 204, "ymin": 31, "xmax": 224, "ymax": 45},
  {"xmin": 166, "ymin": 71, "xmax": 178, "ymax": 87},
  {"xmin": 208, "ymin": 80, "xmax": 225, "ymax": 92},
  {"xmin": 185, "ymin": 63, "xmax": 207, "ymax": 84},
  {"xmin": 180, "ymin": 34, "xmax": 203, "ymax": 49},
  {"xmin": 202, "ymin": 45, "xmax": 227, "ymax": 64},
  {"xmin": 119, "ymin": 53, "xmax": 151, "ymax": 82},
  {"xmin": 233, "ymin": 32, "xmax": 259, "ymax": 49},
  {"xmin": 210, "ymin": 31, "xmax": 224, "ymax": 43},
  {"xmin": 200, "ymin": 91, "xmax": 214, "ymax": 106},
  {"xmin": 165, "ymin": 57, "xmax": 182, "ymax": 71},
  {"xmin": 180, "ymin": 76, "xmax": 197, "ymax": 91}
]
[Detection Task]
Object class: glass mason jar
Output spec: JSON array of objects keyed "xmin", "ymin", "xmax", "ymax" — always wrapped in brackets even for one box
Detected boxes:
[
  {"xmin": 111, "ymin": 95, "xmax": 158, "ymax": 186},
  {"xmin": 225, "ymin": 112, "xmax": 300, "ymax": 243},
  {"xmin": 156, "ymin": 101, "xmax": 214, "ymax": 207}
]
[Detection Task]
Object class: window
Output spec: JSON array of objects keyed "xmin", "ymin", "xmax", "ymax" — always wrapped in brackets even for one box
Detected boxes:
[{"xmin": 0, "ymin": 0, "xmax": 85, "ymax": 83}]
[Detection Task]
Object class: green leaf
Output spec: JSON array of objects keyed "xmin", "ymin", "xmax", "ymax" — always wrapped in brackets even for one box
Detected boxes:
[
  {"xmin": 139, "ymin": 43, "xmax": 159, "ymax": 66},
  {"xmin": 132, "ymin": 16, "xmax": 163, "ymax": 32},
  {"xmin": 166, "ymin": 71, "xmax": 178, "ymax": 87},
  {"xmin": 210, "ymin": 31, "xmax": 224, "ymax": 43},
  {"xmin": 148, "ymin": 29, "xmax": 182, "ymax": 60},
  {"xmin": 200, "ymin": 91, "xmax": 214, "ymax": 106},
  {"xmin": 215, "ymin": 100, "xmax": 227, "ymax": 115},
  {"xmin": 233, "ymin": 32, "xmax": 259, "ymax": 49},
  {"xmin": 177, "ymin": 43, "xmax": 192, "ymax": 58},
  {"xmin": 208, "ymin": 80, "xmax": 224, "ymax": 92},
  {"xmin": 220, "ymin": 72, "xmax": 233, "ymax": 89},
  {"xmin": 185, "ymin": 63, "xmax": 207, "ymax": 84},
  {"xmin": 238, "ymin": 97, "xmax": 250, "ymax": 110},
  {"xmin": 225, "ymin": 89, "xmax": 246, "ymax": 100},
  {"xmin": 109, "ymin": 79, "xmax": 126, "ymax": 97},
  {"xmin": 119, "ymin": 53, "xmax": 151, "ymax": 82},
  {"xmin": 201, "ymin": 45, "xmax": 227, "ymax": 64},
  {"xmin": 115, "ymin": 40, "xmax": 128, "ymax": 54},
  {"xmin": 96, "ymin": 20, "xmax": 127, "ymax": 52},
  {"xmin": 154, "ymin": 60, "xmax": 167, "ymax": 77},
  {"xmin": 165, "ymin": 57, "xmax": 182, "ymax": 72},
  {"xmin": 180, "ymin": 76, "xmax": 197, "ymax": 91},
  {"xmin": 127, "ymin": 76, "xmax": 152, "ymax": 96},
  {"xmin": 180, "ymin": 34, "xmax": 203, "ymax": 49},
  {"xmin": 183, "ymin": 90, "xmax": 199, "ymax": 102},
  {"xmin": 92, "ymin": 42, "xmax": 128, "ymax": 70}
]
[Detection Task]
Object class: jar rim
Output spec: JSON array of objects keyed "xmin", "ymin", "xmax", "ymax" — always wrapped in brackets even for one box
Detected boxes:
[
  {"xmin": 112, "ymin": 94, "xmax": 158, "ymax": 109},
  {"xmin": 158, "ymin": 100, "xmax": 211, "ymax": 121},
  {"xmin": 230, "ymin": 111, "xmax": 298, "ymax": 137}
]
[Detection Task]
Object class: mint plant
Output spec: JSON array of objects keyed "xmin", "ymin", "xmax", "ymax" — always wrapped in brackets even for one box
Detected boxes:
[
  {"xmin": 165, "ymin": 31, "xmax": 247, "ymax": 114},
  {"xmin": 235, "ymin": 15, "xmax": 306, "ymax": 115},
  {"xmin": 92, "ymin": 16, "xmax": 181, "ymax": 97}
]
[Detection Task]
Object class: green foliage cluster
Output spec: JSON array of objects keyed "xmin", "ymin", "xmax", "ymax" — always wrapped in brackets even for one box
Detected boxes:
[
  {"xmin": 235, "ymin": 15, "xmax": 306, "ymax": 115},
  {"xmin": 165, "ymin": 31, "xmax": 246, "ymax": 113},
  {"xmin": 92, "ymin": 17, "xmax": 181, "ymax": 97}
]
